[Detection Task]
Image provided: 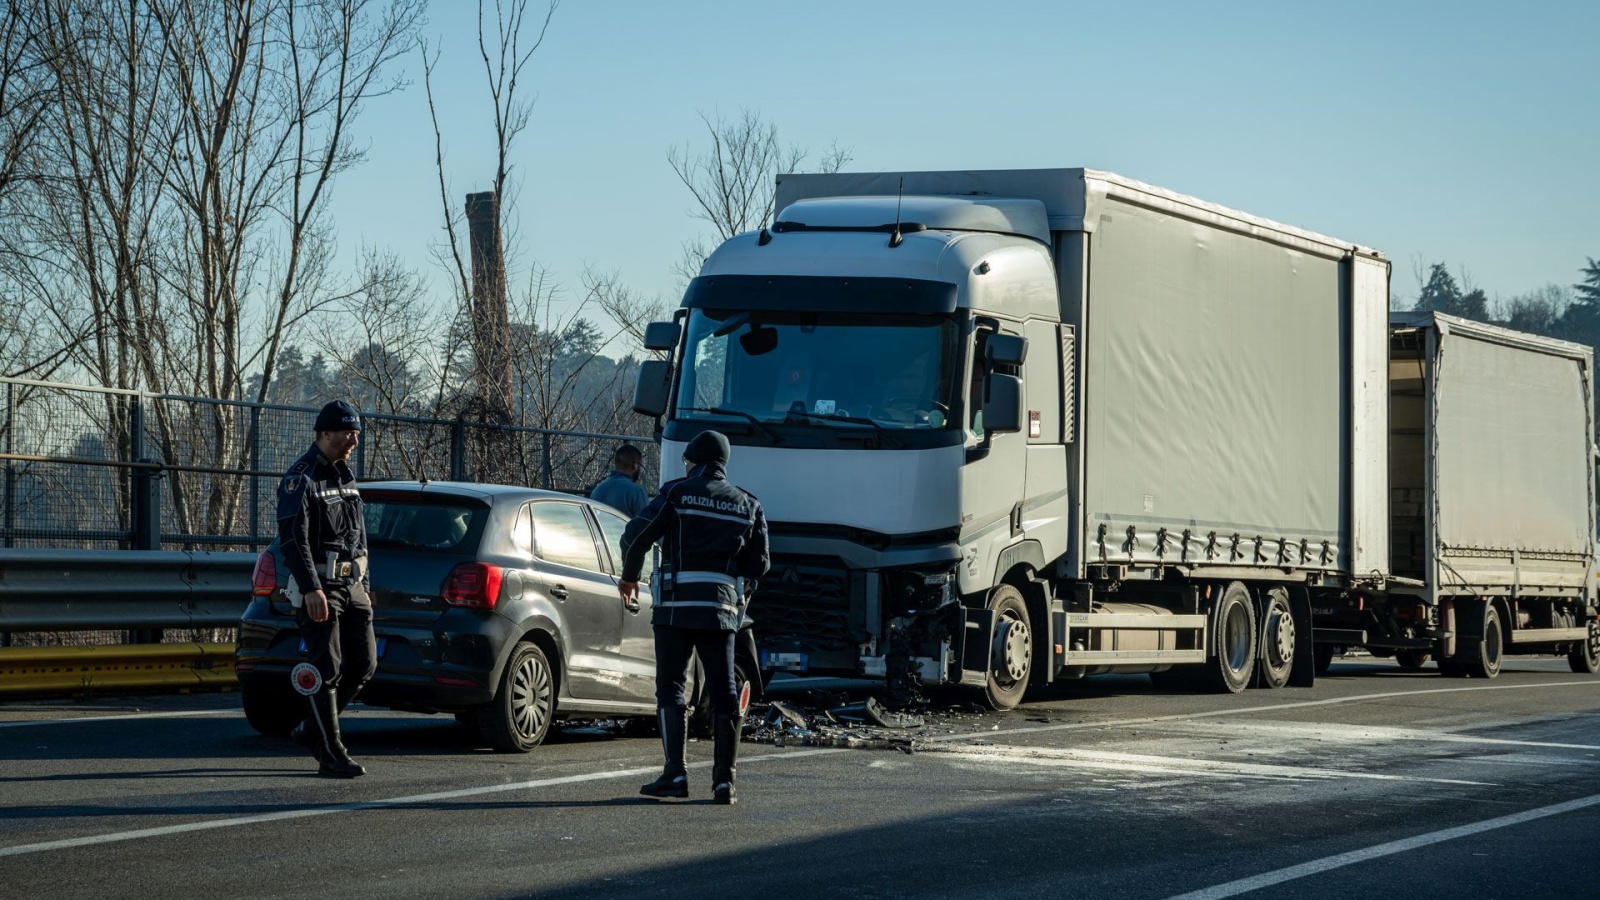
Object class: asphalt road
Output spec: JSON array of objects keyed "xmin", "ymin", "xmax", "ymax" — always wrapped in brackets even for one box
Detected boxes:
[{"xmin": 3, "ymin": 657, "xmax": 1599, "ymax": 900}]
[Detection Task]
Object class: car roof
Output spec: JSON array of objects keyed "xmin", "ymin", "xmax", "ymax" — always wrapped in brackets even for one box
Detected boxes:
[{"xmin": 358, "ymin": 480, "xmax": 598, "ymax": 507}]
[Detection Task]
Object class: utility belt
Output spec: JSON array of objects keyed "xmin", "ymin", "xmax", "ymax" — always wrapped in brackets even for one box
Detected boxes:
[
  {"xmin": 652, "ymin": 568, "xmax": 747, "ymax": 608},
  {"xmin": 322, "ymin": 552, "xmax": 368, "ymax": 581}
]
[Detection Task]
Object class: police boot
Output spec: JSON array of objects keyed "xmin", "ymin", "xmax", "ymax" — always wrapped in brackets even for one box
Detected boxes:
[
  {"xmin": 291, "ymin": 682, "xmax": 361, "ymax": 759},
  {"xmin": 305, "ymin": 690, "xmax": 365, "ymax": 778},
  {"xmin": 712, "ymin": 713, "xmax": 743, "ymax": 805},
  {"xmin": 639, "ymin": 707, "xmax": 689, "ymax": 799}
]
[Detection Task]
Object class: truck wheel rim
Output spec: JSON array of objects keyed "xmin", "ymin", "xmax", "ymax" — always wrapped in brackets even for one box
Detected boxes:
[
  {"xmin": 996, "ymin": 615, "xmax": 1031, "ymax": 684},
  {"xmin": 1268, "ymin": 607, "xmax": 1295, "ymax": 667},
  {"xmin": 1223, "ymin": 603, "xmax": 1251, "ymax": 672}
]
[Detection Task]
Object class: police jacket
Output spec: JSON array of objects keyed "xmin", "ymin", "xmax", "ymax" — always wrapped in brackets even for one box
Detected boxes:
[
  {"xmin": 276, "ymin": 445, "xmax": 367, "ymax": 594},
  {"xmin": 620, "ymin": 461, "xmax": 769, "ymax": 630}
]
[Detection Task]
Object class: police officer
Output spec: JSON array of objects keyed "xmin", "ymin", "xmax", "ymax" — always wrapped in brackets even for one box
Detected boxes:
[
  {"xmin": 588, "ymin": 443, "xmax": 649, "ymax": 518},
  {"xmin": 619, "ymin": 430, "xmax": 768, "ymax": 804},
  {"xmin": 277, "ymin": 400, "xmax": 376, "ymax": 778}
]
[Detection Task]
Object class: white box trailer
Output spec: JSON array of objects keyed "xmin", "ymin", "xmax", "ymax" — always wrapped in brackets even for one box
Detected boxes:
[
  {"xmin": 1317, "ymin": 311, "xmax": 1599, "ymax": 675},
  {"xmin": 631, "ymin": 168, "xmax": 1596, "ymax": 707}
]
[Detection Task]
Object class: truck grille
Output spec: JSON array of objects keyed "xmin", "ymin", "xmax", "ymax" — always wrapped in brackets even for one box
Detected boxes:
[{"xmin": 751, "ymin": 557, "xmax": 856, "ymax": 647}]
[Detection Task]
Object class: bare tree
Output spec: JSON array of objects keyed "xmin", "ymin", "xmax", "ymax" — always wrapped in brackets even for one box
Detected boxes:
[
  {"xmin": 668, "ymin": 108, "xmax": 851, "ymax": 282},
  {"xmin": 423, "ymin": 0, "xmax": 557, "ymax": 422}
]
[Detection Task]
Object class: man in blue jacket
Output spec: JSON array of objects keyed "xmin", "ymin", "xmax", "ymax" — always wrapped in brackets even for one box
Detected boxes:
[
  {"xmin": 619, "ymin": 431, "xmax": 768, "ymax": 804},
  {"xmin": 588, "ymin": 443, "xmax": 649, "ymax": 517}
]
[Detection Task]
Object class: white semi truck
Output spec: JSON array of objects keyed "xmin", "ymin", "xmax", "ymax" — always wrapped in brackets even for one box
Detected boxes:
[{"xmin": 632, "ymin": 168, "xmax": 1598, "ymax": 707}]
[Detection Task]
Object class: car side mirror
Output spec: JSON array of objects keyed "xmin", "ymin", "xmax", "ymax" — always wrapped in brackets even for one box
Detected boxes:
[
  {"xmin": 983, "ymin": 373, "xmax": 1023, "ymax": 434},
  {"xmin": 633, "ymin": 360, "xmax": 672, "ymax": 417},
  {"xmin": 642, "ymin": 321, "xmax": 681, "ymax": 352}
]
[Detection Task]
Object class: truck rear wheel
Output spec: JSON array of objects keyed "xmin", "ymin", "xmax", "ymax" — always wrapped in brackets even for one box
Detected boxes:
[
  {"xmin": 1395, "ymin": 650, "xmax": 1431, "ymax": 670},
  {"xmin": 1254, "ymin": 588, "xmax": 1294, "ymax": 689},
  {"xmin": 982, "ymin": 585, "xmax": 1032, "ymax": 710},
  {"xmin": 1568, "ymin": 621, "xmax": 1599, "ymax": 674},
  {"xmin": 1460, "ymin": 605, "xmax": 1504, "ymax": 680},
  {"xmin": 1205, "ymin": 582, "xmax": 1256, "ymax": 694}
]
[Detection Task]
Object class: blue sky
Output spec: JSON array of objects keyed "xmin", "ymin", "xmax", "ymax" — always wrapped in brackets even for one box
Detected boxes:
[{"xmin": 331, "ymin": 0, "xmax": 1600, "ymax": 317}]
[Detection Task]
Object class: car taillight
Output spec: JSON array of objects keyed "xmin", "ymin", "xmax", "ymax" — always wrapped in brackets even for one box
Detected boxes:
[
  {"xmin": 251, "ymin": 550, "xmax": 277, "ymax": 597},
  {"xmin": 444, "ymin": 562, "xmax": 503, "ymax": 610}
]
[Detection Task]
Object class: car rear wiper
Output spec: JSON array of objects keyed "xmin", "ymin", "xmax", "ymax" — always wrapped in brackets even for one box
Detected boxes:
[{"xmin": 678, "ymin": 406, "xmax": 783, "ymax": 444}]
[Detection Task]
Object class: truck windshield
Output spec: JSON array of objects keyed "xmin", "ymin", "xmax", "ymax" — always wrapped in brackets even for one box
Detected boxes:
[{"xmin": 676, "ymin": 310, "xmax": 962, "ymax": 432}]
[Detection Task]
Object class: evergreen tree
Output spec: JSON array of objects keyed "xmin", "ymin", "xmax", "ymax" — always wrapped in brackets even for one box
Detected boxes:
[{"xmin": 1414, "ymin": 263, "xmax": 1461, "ymax": 313}]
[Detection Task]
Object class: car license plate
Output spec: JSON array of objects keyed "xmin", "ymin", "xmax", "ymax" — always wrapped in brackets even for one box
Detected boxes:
[
  {"xmin": 761, "ymin": 651, "xmax": 808, "ymax": 671},
  {"xmin": 297, "ymin": 637, "xmax": 387, "ymax": 658}
]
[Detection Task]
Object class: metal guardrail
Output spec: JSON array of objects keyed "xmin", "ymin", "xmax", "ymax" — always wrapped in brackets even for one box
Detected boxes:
[
  {"xmin": 0, "ymin": 549, "xmax": 254, "ymax": 630},
  {"xmin": 0, "ymin": 642, "xmax": 237, "ymax": 695}
]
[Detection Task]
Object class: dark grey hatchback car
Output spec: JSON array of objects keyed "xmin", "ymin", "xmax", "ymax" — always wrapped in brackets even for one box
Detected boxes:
[{"xmin": 235, "ymin": 481, "xmax": 667, "ymax": 752}]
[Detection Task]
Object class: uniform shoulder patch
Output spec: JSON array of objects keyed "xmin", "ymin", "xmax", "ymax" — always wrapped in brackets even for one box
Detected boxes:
[{"xmin": 283, "ymin": 475, "xmax": 302, "ymax": 493}]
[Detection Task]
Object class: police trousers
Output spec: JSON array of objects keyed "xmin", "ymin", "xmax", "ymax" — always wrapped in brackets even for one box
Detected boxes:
[
  {"xmin": 294, "ymin": 583, "xmax": 377, "ymax": 696},
  {"xmin": 654, "ymin": 625, "xmax": 737, "ymax": 715}
]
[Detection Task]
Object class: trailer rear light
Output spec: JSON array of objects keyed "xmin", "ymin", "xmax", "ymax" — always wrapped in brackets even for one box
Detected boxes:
[
  {"xmin": 444, "ymin": 562, "xmax": 504, "ymax": 610},
  {"xmin": 251, "ymin": 551, "xmax": 277, "ymax": 596}
]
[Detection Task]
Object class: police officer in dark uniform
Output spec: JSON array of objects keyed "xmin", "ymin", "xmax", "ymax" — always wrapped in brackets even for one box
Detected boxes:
[
  {"xmin": 619, "ymin": 430, "xmax": 768, "ymax": 805},
  {"xmin": 277, "ymin": 400, "xmax": 376, "ymax": 778}
]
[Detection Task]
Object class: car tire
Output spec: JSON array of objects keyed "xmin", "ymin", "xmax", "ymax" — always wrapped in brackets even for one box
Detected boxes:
[
  {"xmin": 689, "ymin": 658, "xmax": 752, "ymax": 737},
  {"xmin": 478, "ymin": 640, "xmax": 555, "ymax": 753},
  {"xmin": 241, "ymin": 682, "xmax": 303, "ymax": 737}
]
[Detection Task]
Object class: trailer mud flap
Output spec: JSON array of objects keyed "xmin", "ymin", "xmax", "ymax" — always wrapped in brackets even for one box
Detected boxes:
[
  {"xmin": 954, "ymin": 608, "xmax": 995, "ymax": 688},
  {"xmin": 1288, "ymin": 586, "xmax": 1316, "ymax": 687}
]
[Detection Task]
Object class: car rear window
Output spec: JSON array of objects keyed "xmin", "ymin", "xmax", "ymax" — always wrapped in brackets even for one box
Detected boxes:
[{"xmin": 363, "ymin": 495, "xmax": 487, "ymax": 552}]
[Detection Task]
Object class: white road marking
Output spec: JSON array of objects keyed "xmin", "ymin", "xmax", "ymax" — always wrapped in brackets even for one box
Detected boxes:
[
  {"xmin": 920, "ymin": 679, "xmax": 1600, "ymax": 744},
  {"xmin": 0, "ymin": 709, "xmax": 243, "ymax": 729},
  {"xmin": 932, "ymin": 745, "xmax": 1493, "ymax": 786},
  {"xmin": 1148, "ymin": 718, "xmax": 1600, "ymax": 752},
  {"xmin": 0, "ymin": 748, "xmax": 845, "ymax": 858},
  {"xmin": 1162, "ymin": 792, "xmax": 1600, "ymax": 900}
]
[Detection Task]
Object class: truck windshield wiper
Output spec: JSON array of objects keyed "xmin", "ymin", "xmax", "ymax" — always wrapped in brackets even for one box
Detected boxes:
[
  {"xmin": 678, "ymin": 406, "xmax": 783, "ymax": 444},
  {"xmin": 782, "ymin": 409, "xmax": 898, "ymax": 446}
]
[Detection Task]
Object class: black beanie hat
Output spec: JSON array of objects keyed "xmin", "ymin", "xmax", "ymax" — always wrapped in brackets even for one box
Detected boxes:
[
  {"xmin": 683, "ymin": 430, "xmax": 730, "ymax": 466},
  {"xmin": 314, "ymin": 400, "xmax": 362, "ymax": 432}
]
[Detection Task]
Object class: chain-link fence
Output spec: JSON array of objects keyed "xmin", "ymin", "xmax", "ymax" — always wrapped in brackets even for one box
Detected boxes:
[
  {"xmin": 1, "ymin": 377, "xmax": 659, "ymax": 649},
  {"xmin": 1, "ymin": 377, "xmax": 659, "ymax": 553}
]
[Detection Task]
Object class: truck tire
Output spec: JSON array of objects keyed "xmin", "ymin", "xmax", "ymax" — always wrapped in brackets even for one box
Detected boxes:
[
  {"xmin": 1254, "ymin": 588, "xmax": 1295, "ymax": 689},
  {"xmin": 478, "ymin": 640, "xmax": 555, "ymax": 752},
  {"xmin": 241, "ymin": 682, "xmax": 303, "ymax": 737},
  {"xmin": 982, "ymin": 585, "xmax": 1032, "ymax": 710},
  {"xmin": 1204, "ymin": 582, "xmax": 1256, "ymax": 694},
  {"xmin": 1313, "ymin": 644, "xmax": 1335, "ymax": 676},
  {"xmin": 1395, "ymin": 650, "xmax": 1430, "ymax": 670},
  {"xmin": 1459, "ymin": 605, "xmax": 1504, "ymax": 680},
  {"xmin": 1568, "ymin": 621, "xmax": 1599, "ymax": 674}
]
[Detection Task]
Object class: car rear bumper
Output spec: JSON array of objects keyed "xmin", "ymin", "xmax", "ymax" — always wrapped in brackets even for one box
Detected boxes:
[{"xmin": 235, "ymin": 597, "xmax": 512, "ymax": 712}]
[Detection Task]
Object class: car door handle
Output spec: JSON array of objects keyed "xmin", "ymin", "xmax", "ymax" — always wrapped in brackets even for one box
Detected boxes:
[{"xmin": 550, "ymin": 585, "xmax": 569, "ymax": 600}]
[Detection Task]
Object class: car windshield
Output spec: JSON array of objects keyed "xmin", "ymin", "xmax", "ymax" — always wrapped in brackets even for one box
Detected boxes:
[
  {"xmin": 675, "ymin": 309, "xmax": 962, "ymax": 431},
  {"xmin": 363, "ymin": 496, "xmax": 484, "ymax": 552}
]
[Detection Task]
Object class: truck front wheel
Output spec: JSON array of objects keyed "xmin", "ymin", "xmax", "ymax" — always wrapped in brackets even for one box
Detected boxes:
[
  {"xmin": 1205, "ymin": 582, "xmax": 1257, "ymax": 694},
  {"xmin": 982, "ymin": 585, "xmax": 1033, "ymax": 710}
]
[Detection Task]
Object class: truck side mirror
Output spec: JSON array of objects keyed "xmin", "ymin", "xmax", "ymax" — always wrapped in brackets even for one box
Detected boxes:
[
  {"xmin": 633, "ymin": 360, "xmax": 672, "ymax": 417},
  {"xmin": 642, "ymin": 321, "xmax": 681, "ymax": 352},
  {"xmin": 986, "ymin": 333, "xmax": 1027, "ymax": 367},
  {"xmin": 983, "ymin": 373, "xmax": 1023, "ymax": 433}
]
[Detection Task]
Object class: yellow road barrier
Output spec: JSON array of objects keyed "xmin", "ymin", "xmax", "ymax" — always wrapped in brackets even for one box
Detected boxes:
[{"xmin": 0, "ymin": 643, "xmax": 238, "ymax": 696}]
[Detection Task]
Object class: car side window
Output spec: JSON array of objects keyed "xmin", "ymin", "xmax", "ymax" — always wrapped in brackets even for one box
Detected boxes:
[
  {"xmin": 512, "ymin": 504, "xmax": 534, "ymax": 556},
  {"xmin": 594, "ymin": 508, "xmax": 653, "ymax": 582},
  {"xmin": 528, "ymin": 501, "xmax": 602, "ymax": 572}
]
